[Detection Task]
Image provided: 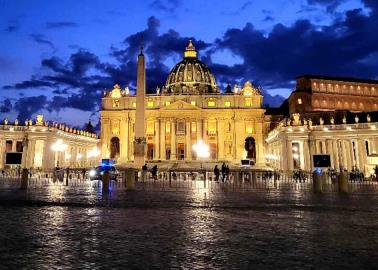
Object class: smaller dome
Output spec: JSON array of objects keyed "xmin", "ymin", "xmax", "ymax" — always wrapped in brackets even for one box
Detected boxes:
[{"xmin": 241, "ymin": 81, "xmax": 261, "ymax": 96}]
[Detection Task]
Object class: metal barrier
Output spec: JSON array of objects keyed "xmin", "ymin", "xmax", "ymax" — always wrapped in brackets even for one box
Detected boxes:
[{"xmin": 0, "ymin": 168, "xmax": 377, "ymax": 193}]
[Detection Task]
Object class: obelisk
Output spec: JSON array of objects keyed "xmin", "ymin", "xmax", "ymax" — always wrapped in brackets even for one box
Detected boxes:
[{"xmin": 133, "ymin": 48, "xmax": 146, "ymax": 168}]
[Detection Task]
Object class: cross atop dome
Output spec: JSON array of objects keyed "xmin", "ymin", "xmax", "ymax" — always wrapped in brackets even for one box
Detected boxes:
[{"xmin": 184, "ymin": 39, "xmax": 197, "ymax": 58}]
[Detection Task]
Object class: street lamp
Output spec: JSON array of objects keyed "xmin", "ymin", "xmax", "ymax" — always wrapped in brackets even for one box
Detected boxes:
[
  {"xmin": 87, "ymin": 147, "xmax": 100, "ymax": 166},
  {"xmin": 51, "ymin": 139, "xmax": 67, "ymax": 167},
  {"xmin": 192, "ymin": 140, "xmax": 210, "ymax": 168}
]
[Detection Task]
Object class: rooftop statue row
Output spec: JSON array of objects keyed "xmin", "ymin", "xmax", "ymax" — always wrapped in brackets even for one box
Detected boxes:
[
  {"xmin": 1, "ymin": 115, "xmax": 98, "ymax": 138},
  {"xmin": 104, "ymin": 81, "xmax": 262, "ymax": 98}
]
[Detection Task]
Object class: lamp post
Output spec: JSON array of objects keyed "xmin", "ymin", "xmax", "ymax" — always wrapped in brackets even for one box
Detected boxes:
[
  {"xmin": 51, "ymin": 139, "xmax": 68, "ymax": 167},
  {"xmin": 192, "ymin": 140, "xmax": 210, "ymax": 169},
  {"xmin": 87, "ymin": 147, "xmax": 100, "ymax": 167}
]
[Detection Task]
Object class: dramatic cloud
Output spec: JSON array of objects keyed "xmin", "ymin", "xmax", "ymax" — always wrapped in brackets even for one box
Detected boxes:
[
  {"xmin": 14, "ymin": 95, "xmax": 47, "ymax": 120},
  {"xmin": 45, "ymin": 21, "xmax": 79, "ymax": 29},
  {"xmin": 2, "ymin": 0, "xmax": 378, "ymax": 125}
]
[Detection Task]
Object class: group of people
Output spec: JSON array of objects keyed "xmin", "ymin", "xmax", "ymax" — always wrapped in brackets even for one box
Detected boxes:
[{"xmin": 213, "ymin": 163, "xmax": 230, "ymax": 182}]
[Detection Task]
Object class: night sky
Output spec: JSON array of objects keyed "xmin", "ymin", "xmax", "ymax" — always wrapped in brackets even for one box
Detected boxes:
[{"xmin": 1, "ymin": 0, "xmax": 377, "ymax": 129}]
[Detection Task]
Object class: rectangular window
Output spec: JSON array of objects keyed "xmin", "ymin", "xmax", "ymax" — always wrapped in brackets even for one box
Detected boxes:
[
  {"xmin": 132, "ymin": 102, "xmax": 136, "ymax": 108},
  {"xmin": 165, "ymin": 101, "xmax": 171, "ymax": 106},
  {"xmin": 147, "ymin": 101, "xmax": 154, "ymax": 107},
  {"xmin": 16, "ymin": 141, "xmax": 23, "ymax": 152},
  {"xmin": 224, "ymin": 101, "xmax": 231, "ymax": 107},
  {"xmin": 177, "ymin": 121, "xmax": 185, "ymax": 134},
  {"xmin": 191, "ymin": 101, "xmax": 196, "ymax": 106},
  {"xmin": 297, "ymin": 98, "xmax": 302, "ymax": 105},
  {"xmin": 245, "ymin": 125, "xmax": 253, "ymax": 134},
  {"xmin": 146, "ymin": 121, "xmax": 154, "ymax": 135},
  {"xmin": 208, "ymin": 120, "xmax": 217, "ymax": 135},
  {"xmin": 191, "ymin": 122, "xmax": 197, "ymax": 133},
  {"xmin": 245, "ymin": 98, "xmax": 252, "ymax": 107},
  {"xmin": 207, "ymin": 100, "xmax": 216, "ymax": 107},
  {"xmin": 5, "ymin": 140, "xmax": 12, "ymax": 152},
  {"xmin": 165, "ymin": 122, "xmax": 171, "ymax": 133}
]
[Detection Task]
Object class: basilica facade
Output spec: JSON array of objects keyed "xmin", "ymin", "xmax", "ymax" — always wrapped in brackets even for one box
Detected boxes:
[{"xmin": 100, "ymin": 41, "xmax": 266, "ymax": 166}]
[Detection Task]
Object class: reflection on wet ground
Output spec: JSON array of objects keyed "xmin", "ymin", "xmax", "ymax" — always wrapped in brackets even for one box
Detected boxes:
[{"xmin": 0, "ymin": 181, "xmax": 378, "ymax": 269}]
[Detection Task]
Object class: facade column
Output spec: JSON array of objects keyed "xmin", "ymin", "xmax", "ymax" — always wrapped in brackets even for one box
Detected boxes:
[
  {"xmin": 234, "ymin": 119, "xmax": 243, "ymax": 160},
  {"xmin": 120, "ymin": 119, "xmax": 128, "ymax": 163},
  {"xmin": 185, "ymin": 121, "xmax": 191, "ymax": 160},
  {"xmin": 217, "ymin": 120, "xmax": 224, "ymax": 160},
  {"xmin": 170, "ymin": 120, "xmax": 176, "ymax": 160},
  {"xmin": 255, "ymin": 121, "xmax": 265, "ymax": 166},
  {"xmin": 160, "ymin": 119, "xmax": 166, "ymax": 160},
  {"xmin": 203, "ymin": 120, "xmax": 208, "ymax": 144},
  {"xmin": 124, "ymin": 118, "xmax": 129, "ymax": 161},
  {"xmin": 154, "ymin": 121, "xmax": 160, "ymax": 160},
  {"xmin": 196, "ymin": 120, "xmax": 202, "ymax": 142},
  {"xmin": 0, "ymin": 140, "xmax": 4, "ymax": 168},
  {"xmin": 26, "ymin": 139, "xmax": 36, "ymax": 168}
]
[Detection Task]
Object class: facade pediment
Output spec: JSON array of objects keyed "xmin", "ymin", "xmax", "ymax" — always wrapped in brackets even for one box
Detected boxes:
[{"xmin": 160, "ymin": 100, "xmax": 201, "ymax": 111}]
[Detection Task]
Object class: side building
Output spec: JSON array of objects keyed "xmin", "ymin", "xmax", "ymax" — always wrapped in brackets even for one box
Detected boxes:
[
  {"xmin": 0, "ymin": 116, "xmax": 100, "ymax": 169},
  {"xmin": 266, "ymin": 75, "xmax": 378, "ymax": 175}
]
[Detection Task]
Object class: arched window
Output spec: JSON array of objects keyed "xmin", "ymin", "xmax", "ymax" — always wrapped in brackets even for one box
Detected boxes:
[{"xmin": 110, "ymin": 137, "xmax": 120, "ymax": 159}]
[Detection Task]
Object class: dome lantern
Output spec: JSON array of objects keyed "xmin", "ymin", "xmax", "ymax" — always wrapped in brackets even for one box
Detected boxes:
[{"xmin": 184, "ymin": 40, "xmax": 197, "ymax": 58}]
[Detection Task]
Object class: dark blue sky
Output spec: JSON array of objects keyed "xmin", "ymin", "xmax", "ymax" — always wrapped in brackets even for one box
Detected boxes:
[{"xmin": 1, "ymin": 0, "xmax": 377, "ymax": 128}]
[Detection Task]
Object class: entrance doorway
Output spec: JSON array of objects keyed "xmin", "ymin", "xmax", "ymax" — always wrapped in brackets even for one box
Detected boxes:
[
  {"xmin": 177, "ymin": 143, "xmax": 185, "ymax": 160},
  {"xmin": 245, "ymin": 137, "xmax": 256, "ymax": 163},
  {"xmin": 147, "ymin": 143, "xmax": 154, "ymax": 160},
  {"xmin": 110, "ymin": 137, "xmax": 120, "ymax": 159}
]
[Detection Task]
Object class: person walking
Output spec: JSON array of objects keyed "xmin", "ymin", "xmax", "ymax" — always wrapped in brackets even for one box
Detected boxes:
[{"xmin": 221, "ymin": 163, "xmax": 227, "ymax": 182}]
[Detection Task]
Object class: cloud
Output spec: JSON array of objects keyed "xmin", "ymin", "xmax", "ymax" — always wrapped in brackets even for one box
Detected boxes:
[
  {"xmin": 306, "ymin": 0, "xmax": 346, "ymax": 12},
  {"xmin": 150, "ymin": 0, "xmax": 182, "ymax": 12},
  {"xmin": 0, "ymin": 99, "xmax": 12, "ymax": 113},
  {"xmin": 30, "ymin": 34, "xmax": 55, "ymax": 49},
  {"xmin": 4, "ymin": 24, "xmax": 19, "ymax": 32},
  {"xmin": 14, "ymin": 95, "xmax": 47, "ymax": 120},
  {"xmin": 45, "ymin": 21, "xmax": 79, "ymax": 29}
]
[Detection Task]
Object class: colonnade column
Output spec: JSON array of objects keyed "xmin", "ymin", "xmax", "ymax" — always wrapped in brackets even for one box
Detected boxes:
[
  {"xmin": 357, "ymin": 140, "xmax": 366, "ymax": 172},
  {"xmin": 303, "ymin": 139, "xmax": 310, "ymax": 171},
  {"xmin": 0, "ymin": 140, "xmax": 4, "ymax": 168},
  {"xmin": 154, "ymin": 121, "xmax": 160, "ymax": 160},
  {"xmin": 332, "ymin": 140, "xmax": 339, "ymax": 170},
  {"xmin": 160, "ymin": 119, "xmax": 166, "ymax": 160},
  {"xmin": 217, "ymin": 120, "xmax": 224, "ymax": 160},
  {"xmin": 287, "ymin": 140, "xmax": 293, "ymax": 171},
  {"xmin": 185, "ymin": 121, "xmax": 192, "ymax": 160},
  {"xmin": 170, "ymin": 121, "xmax": 176, "ymax": 160}
]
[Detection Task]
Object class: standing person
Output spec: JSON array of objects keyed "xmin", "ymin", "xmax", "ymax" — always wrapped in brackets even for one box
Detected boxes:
[
  {"xmin": 221, "ymin": 163, "xmax": 227, "ymax": 182},
  {"xmin": 82, "ymin": 168, "xmax": 86, "ymax": 180},
  {"xmin": 142, "ymin": 163, "xmax": 148, "ymax": 181},
  {"xmin": 225, "ymin": 165, "xmax": 230, "ymax": 182},
  {"xmin": 214, "ymin": 165, "xmax": 220, "ymax": 182},
  {"xmin": 151, "ymin": 165, "xmax": 158, "ymax": 180}
]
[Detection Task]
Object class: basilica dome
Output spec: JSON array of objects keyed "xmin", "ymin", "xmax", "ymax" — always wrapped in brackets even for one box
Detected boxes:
[{"xmin": 164, "ymin": 40, "xmax": 219, "ymax": 94}]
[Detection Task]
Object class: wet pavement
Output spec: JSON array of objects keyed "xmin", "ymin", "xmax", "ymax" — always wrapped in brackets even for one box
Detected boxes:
[{"xmin": 0, "ymin": 180, "xmax": 378, "ymax": 269}]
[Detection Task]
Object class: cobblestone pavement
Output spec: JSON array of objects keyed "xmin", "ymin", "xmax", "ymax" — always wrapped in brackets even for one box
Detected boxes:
[{"xmin": 0, "ymin": 180, "xmax": 378, "ymax": 269}]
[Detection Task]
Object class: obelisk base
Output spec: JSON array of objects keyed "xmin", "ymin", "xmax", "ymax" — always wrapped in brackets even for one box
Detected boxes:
[{"xmin": 133, "ymin": 137, "xmax": 146, "ymax": 169}]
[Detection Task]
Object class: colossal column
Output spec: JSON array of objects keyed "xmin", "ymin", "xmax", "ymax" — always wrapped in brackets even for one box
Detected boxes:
[
  {"xmin": 185, "ymin": 121, "xmax": 191, "ymax": 160},
  {"xmin": 154, "ymin": 121, "xmax": 160, "ymax": 160},
  {"xmin": 133, "ymin": 49, "xmax": 146, "ymax": 168},
  {"xmin": 170, "ymin": 121, "xmax": 176, "ymax": 160},
  {"xmin": 160, "ymin": 119, "xmax": 166, "ymax": 160}
]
